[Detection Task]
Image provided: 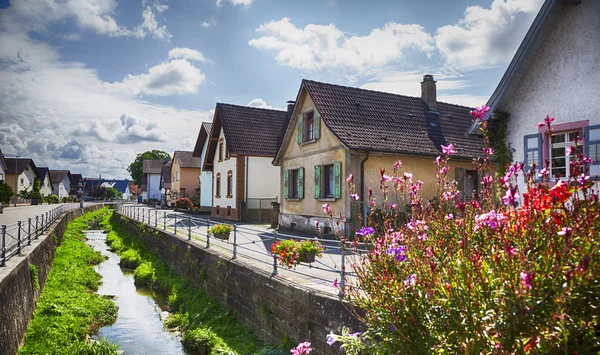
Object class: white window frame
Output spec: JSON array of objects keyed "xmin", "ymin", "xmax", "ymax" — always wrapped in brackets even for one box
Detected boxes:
[{"xmin": 549, "ymin": 130, "xmax": 582, "ymax": 180}]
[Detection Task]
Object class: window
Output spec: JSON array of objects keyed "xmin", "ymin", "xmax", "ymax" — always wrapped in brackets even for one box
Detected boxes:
[
  {"xmin": 586, "ymin": 125, "xmax": 600, "ymax": 166},
  {"xmin": 215, "ymin": 173, "xmax": 221, "ymax": 197},
  {"xmin": 314, "ymin": 162, "xmax": 341, "ymax": 199},
  {"xmin": 226, "ymin": 170, "xmax": 233, "ymax": 197},
  {"xmin": 20, "ymin": 178, "xmax": 24, "ymax": 185},
  {"xmin": 0, "ymin": 173, "xmax": 3, "ymax": 181},
  {"xmin": 284, "ymin": 168, "xmax": 304, "ymax": 199},
  {"xmin": 550, "ymin": 130, "xmax": 582, "ymax": 179},
  {"xmin": 219, "ymin": 139, "xmax": 224, "ymax": 161},
  {"xmin": 297, "ymin": 110, "xmax": 320, "ymax": 144},
  {"xmin": 176, "ymin": 171, "xmax": 180, "ymax": 181},
  {"xmin": 226, "ymin": 142, "xmax": 230, "ymax": 160}
]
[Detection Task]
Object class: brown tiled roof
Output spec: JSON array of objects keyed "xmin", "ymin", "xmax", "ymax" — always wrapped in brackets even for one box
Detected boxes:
[
  {"xmin": 204, "ymin": 103, "xmax": 289, "ymax": 169},
  {"xmin": 280, "ymin": 80, "xmax": 483, "ymax": 160},
  {"xmin": 49, "ymin": 170, "xmax": 70, "ymax": 185},
  {"xmin": 143, "ymin": 160, "xmax": 163, "ymax": 174},
  {"xmin": 174, "ymin": 151, "xmax": 201, "ymax": 168},
  {"xmin": 161, "ymin": 164, "xmax": 171, "ymax": 189},
  {"xmin": 192, "ymin": 122, "xmax": 212, "ymax": 158},
  {"xmin": 70, "ymin": 173, "xmax": 83, "ymax": 185}
]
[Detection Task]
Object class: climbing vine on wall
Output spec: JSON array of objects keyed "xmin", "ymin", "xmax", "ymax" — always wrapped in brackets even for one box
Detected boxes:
[{"xmin": 487, "ymin": 110, "xmax": 514, "ymax": 175}]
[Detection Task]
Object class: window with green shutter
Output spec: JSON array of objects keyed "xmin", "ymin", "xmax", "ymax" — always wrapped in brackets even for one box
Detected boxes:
[
  {"xmin": 297, "ymin": 113, "xmax": 304, "ymax": 144},
  {"xmin": 285, "ymin": 168, "xmax": 304, "ymax": 199},
  {"xmin": 283, "ymin": 169, "xmax": 289, "ymax": 198},
  {"xmin": 313, "ymin": 109, "xmax": 321, "ymax": 139},
  {"xmin": 314, "ymin": 165, "xmax": 321, "ymax": 198},
  {"xmin": 333, "ymin": 162, "xmax": 341, "ymax": 199},
  {"xmin": 298, "ymin": 167, "xmax": 304, "ymax": 199}
]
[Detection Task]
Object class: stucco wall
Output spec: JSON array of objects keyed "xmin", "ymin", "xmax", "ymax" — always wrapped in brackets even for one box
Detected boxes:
[
  {"xmin": 40, "ymin": 174, "xmax": 52, "ymax": 197},
  {"xmin": 0, "ymin": 164, "xmax": 5, "ymax": 182},
  {"xmin": 147, "ymin": 174, "xmax": 161, "ymax": 200},
  {"xmin": 171, "ymin": 157, "xmax": 181, "ymax": 197},
  {"xmin": 213, "ymin": 127, "xmax": 237, "ymax": 209},
  {"xmin": 247, "ymin": 157, "xmax": 280, "ymax": 199},
  {"xmin": 200, "ymin": 138, "xmax": 213, "ymax": 207},
  {"xmin": 502, "ymin": 0, "xmax": 600, "ymax": 191}
]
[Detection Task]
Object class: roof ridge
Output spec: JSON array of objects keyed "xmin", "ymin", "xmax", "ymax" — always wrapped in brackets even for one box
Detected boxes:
[{"xmin": 216, "ymin": 102, "xmax": 287, "ymax": 113}]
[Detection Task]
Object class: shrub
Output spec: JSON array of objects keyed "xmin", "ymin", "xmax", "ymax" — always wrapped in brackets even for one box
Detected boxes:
[
  {"xmin": 327, "ymin": 111, "xmax": 600, "ymax": 354},
  {"xmin": 119, "ymin": 249, "xmax": 141, "ymax": 269},
  {"xmin": 0, "ymin": 180, "xmax": 13, "ymax": 203},
  {"xmin": 133, "ymin": 261, "xmax": 156, "ymax": 286},
  {"xmin": 182, "ymin": 327, "xmax": 232, "ymax": 354},
  {"xmin": 105, "ymin": 232, "xmax": 123, "ymax": 252},
  {"xmin": 164, "ymin": 312, "xmax": 190, "ymax": 330},
  {"xmin": 46, "ymin": 194, "xmax": 59, "ymax": 204},
  {"xmin": 175, "ymin": 198, "xmax": 194, "ymax": 210},
  {"xmin": 270, "ymin": 239, "xmax": 324, "ymax": 269},
  {"xmin": 61, "ymin": 196, "xmax": 68, "ymax": 203}
]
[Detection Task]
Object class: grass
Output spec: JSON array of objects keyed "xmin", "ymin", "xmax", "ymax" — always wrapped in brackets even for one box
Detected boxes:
[
  {"xmin": 101, "ymin": 211, "xmax": 278, "ymax": 355},
  {"xmin": 19, "ymin": 207, "xmax": 119, "ymax": 355}
]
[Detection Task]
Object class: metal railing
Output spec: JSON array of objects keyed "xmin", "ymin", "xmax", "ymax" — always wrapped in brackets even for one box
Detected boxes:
[
  {"xmin": 115, "ymin": 204, "xmax": 369, "ymax": 297},
  {"xmin": 0, "ymin": 202, "xmax": 103, "ymax": 266}
]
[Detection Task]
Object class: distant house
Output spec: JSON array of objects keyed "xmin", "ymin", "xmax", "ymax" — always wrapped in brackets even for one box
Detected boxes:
[
  {"xmin": 5, "ymin": 158, "xmax": 39, "ymax": 196},
  {"xmin": 36, "ymin": 167, "xmax": 54, "ymax": 197},
  {"xmin": 273, "ymin": 77, "xmax": 483, "ymax": 232},
  {"xmin": 99, "ymin": 180, "xmax": 131, "ymax": 200},
  {"xmin": 49, "ymin": 170, "xmax": 71, "ymax": 199},
  {"xmin": 142, "ymin": 160, "xmax": 165, "ymax": 201},
  {"xmin": 192, "ymin": 122, "xmax": 213, "ymax": 208},
  {"xmin": 204, "ymin": 103, "xmax": 289, "ymax": 220},
  {"xmin": 170, "ymin": 151, "xmax": 201, "ymax": 203},
  {"xmin": 128, "ymin": 181, "xmax": 141, "ymax": 201},
  {"xmin": 0, "ymin": 149, "xmax": 7, "ymax": 182},
  {"xmin": 470, "ymin": 0, "xmax": 599, "ymax": 193},
  {"xmin": 69, "ymin": 174, "xmax": 84, "ymax": 198}
]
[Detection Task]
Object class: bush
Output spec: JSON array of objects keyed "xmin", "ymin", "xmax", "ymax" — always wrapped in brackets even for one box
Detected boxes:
[
  {"xmin": 133, "ymin": 261, "xmax": 156, "ymax": 286},
  {"xmin": 45, "ymin": 194, "xmax": 59, "ymax": 204},
  {"xmin": 119, "ymin": 249, "xmax": 141, "ymax": 269},
  {"xmin": 182, "ymin": 328, "xmax": 232, "ymax": 354},
  {"xmin": 0, "ymin": 180, "xmax": 13, "ymax": 204},
  {"xmin": 61, "ymin": 196, "xmax": 68, "ymax": 203},
  {"xmin": 175, "ymin": 198, "xmax": 194, "ymax": 210}
]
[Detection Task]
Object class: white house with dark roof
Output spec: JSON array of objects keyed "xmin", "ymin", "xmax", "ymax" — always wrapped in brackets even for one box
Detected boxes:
[
  {"xmin": 49, "ymin": 170, "xmax": 71, "ymax": 199},
  {"xmin": 36, "ymin": 167, "xmax": 54, "ymax": 197},
  {"xmin": 5, "ymin": 158, "xmax": 39, "ymax": 197},
  {"xmin": 471, "ymin": 0, "xmax": 600, "ymax": 194},
  {"xmin": 0, "ymin": 150, "xmax": 6, "ymax": 182},
  {"xmin": 142, "ymin": 160, "xmax": 164, "ymax": 201},
  {"xmin": 192, "ymin": 122, "xmax": 213, "ymax": 208},
  {"xmin": 203, "ymin": 103, "xmax": 289, "ymax": 221}
]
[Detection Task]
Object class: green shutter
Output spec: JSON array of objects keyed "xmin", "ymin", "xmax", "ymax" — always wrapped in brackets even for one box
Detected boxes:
[
  {"xmin": 297, "ymin": 113, "xmax": 304, "ymax": 144},
  {"xmin": 334, "ymin": 162, "xmax": 341, "ymax": 199},
  {"xmin": 283, "ymin": 169, "xmax": 289, "ymax": 199},
  {"xmin": 314, "ymin": 109, "xmax": 321, "ymax": 139},
  {"xmin": 298, "ymin": 167, "xmax": 304, "ymax": 199},
  {"xmin": 314, "ymin": 165, "xmax": 321, "ymax": 199}
]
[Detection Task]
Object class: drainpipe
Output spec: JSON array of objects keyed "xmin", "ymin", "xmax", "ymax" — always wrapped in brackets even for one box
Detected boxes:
[{"xmin": 360, "ymin": 151, "xmax": 369, "ymax": 222}]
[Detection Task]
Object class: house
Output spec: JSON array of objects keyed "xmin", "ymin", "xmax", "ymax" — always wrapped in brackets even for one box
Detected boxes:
[
  {"xmin": 69, "ymin": 173, "xmax": 84, "ymax": 199},
  {"xmin": 470, "ymin": 0, "xmax": 599, "ymax": 193},
  {"xmin": 36, "ymin": 167, "xmax": 54, "ymax": 197},
  {"xmin": 170, "ymin": 151, "xmax": 201, "ymax": 202},
  {"xmin": 273, "ymin": 77, "xmax": 483, "ymax": 232},
  {"xmin": 99, "ymin": 180, "xmax": 131, "ymax": 200},
  {"xmin": 0, "ymin": 150, "xmax": 7, "ymax": 182},
  {"xmin": 49, "ymin": 170, "xmax": 71, "ymax": 199},
  {"xmin": 141, "ymin": 160, "xmax": 165, "ymax": 201},
  {"xmin": 160, "ymin": 164, "xmax": 171, "ymax": 204},
  {"xmin": 204, "ymin": 103, "xmax": 289, "ymax": 220},
  {"xmin": 5, "ymin": 158, "xmax": 40, "ymax": 196},
  {"xmin": 192, "ymin": 122, "xmax": 213, "ymax": 208},
  {"xmin": 128, "ymin": 181, "xmax": 141, "ymax": 201}
]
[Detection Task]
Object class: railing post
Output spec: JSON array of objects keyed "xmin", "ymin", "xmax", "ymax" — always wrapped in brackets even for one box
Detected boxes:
[
  {"xmin": 17, "ymin": 221, "xmax": 22, "ymax": 254},
  {"xmin": 232, "ymin": 224, "xmax": 237, "ymax": 259},
  {"xmin": 188, "ymin": 215, "xmax": 191, "ymax": 241},
  {"xmin": 271, "ymin": 231, "xmax": 278, "ymax": 276},
  {"xmin": 174, "ymin": 213, "xmax": 177, "ymax": 235},
  {"xmin": 206, "ymin": 219, "xmax": 210, "ymax": 248},
  {"xmin": 35, "ymin": 216, "xmax": 39, "ymax": 239},
  {"xmin": 148, "ymin": 209, "xmax": 151, "ymax": 225},
  {"xmin": 28, "ymin": 218, "xmax": 31, "ymax": 246},
  {"xmin": 1, "ymin": 225, "xmax": 6, "ymax": 266},
  {"xmin": 155, "ymin": 210, "xmax": 157, "ymax": 227},
  {"xmin": 137, "ymin": 207, "xmax": 140, "ymax": 221},
  {"xmin": 45, "ymin": 212, "xmax": 48, "ymax": 228},
  {"xmin": 163, "ymin": 212, "xmax": 166, "ymax": 230}
]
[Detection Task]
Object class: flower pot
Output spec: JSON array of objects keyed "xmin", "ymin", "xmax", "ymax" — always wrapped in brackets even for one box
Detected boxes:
[
  {"xmin": 213, "ymin": 232, "xmax": 230, "ymax": 241},
  {"xmin": 300, "ymin": 252, "xmax": 316, "ymax": 263}
]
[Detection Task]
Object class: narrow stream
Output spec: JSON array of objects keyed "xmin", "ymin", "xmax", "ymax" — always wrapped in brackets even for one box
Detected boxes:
[{"xmin": 85, "ymin": 230, "xmax": 188, "ymax": 355}]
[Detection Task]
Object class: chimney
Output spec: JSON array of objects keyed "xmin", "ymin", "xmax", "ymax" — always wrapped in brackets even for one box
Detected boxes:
[
  {"xmin": 286, "ymin": 100, "xmax": 296, "ymax": 118},
  {"xmin": 421, "ymin": 74, "xmax": 437, "ymax": 112}
]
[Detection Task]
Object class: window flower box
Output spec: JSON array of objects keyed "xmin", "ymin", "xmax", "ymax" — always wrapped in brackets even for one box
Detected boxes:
[
  {"xmin": 208, "ymin": 224, "xmax": 233, "ymax": 241},
  {"xmin": 271, "ymin": 239, "xmax": 324, "ymax": 269}
]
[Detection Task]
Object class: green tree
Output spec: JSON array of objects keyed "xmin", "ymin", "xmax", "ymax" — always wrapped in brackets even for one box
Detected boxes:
[
  {"xmin": 0, "ymin": 181, "xmax": 13, "ymax": 204},
  {"xmin": 106, "ymin": 187, "xmax": 122, "ymax": 199},
  {"xmin": 18, "ymin": 186, "xmax": 32, "ymax": 199},
  {"xmin": 31, "ymin": 178, "xmax": 42, "ymax": 200},
  {"xmin": 127, "ymin": 150, "xmax": 170, "ymax": 186}
]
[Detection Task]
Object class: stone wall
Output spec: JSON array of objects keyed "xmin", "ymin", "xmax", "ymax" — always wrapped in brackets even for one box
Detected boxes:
[
  {"xmin": 0, "ymin": 204, "xmax": 107, "ymax": 355},
  {"xmin": 115, "ymin": 214, "xmax": 362, "ymax": 354}
]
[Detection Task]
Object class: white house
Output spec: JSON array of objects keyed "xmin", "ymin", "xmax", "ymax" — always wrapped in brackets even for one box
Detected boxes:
[
  {"xmin": 0, "ymin": 150, "xmax": 6, "ymax": 182},
  {"xmin": 142, "ymin": 160, "xmax": 164, "ymax": 201},
  {"xmin": 5, "ymin": 158, "xmax": 39, "ymax": 196},
  {"xmin": 203, "ymin": 103, "xmax": 289, "ymax": 221},
  {"xmin": 471, "ymin": 0, "xmax": 599, "ymax": 195},
  {"xmin": 192, "ymin": 122, "xmax": 213, "ymax": 208},
  {"xmin": 49, "ymin": 170, "xmax": 71, "ymax": 200},
  {"xmin": 100, "ymin": 180, "xmax": 131, "ymax": 200},
  {"xmin": 36, "ymin": 167, "xmax": 54, "ymax": 197}
]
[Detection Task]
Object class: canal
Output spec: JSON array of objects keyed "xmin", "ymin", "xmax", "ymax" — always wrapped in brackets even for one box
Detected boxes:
[{"xmin": 85, "ymin": 230, "xmax": 188, "ymax": 355}]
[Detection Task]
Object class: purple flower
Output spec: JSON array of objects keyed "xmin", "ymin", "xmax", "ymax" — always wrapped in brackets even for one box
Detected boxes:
[
  {"xmin": 348, "ymin": 332, "xmax": 362, "ymax": 338},
  {"xmin": 502, "ymin": 186, "xmax": 519, "ymax": 206},
  {"xmin": 441, "ymin": 143, "xmax": 456, "ymax": 155},
  {"xmin": 326, "ymin": 333, "xmax": 338, "ymax": 346},
  {"xmin": 356, "ymin": 227, "xmax": 375, "ymax": 236},
  {"xmin": 520, "ymin": 271, "xmax": 534, "ymax": 289},
  {"xmin": 404, "ymin": 274, "xmax": 416, "ymax": 287},
  {"xmin": 387, "ymin": 246, "xmax": 407, "ymax": 262},
  {"xmin": 332, "ymin": 279, "xmax": 339, "ymax": 288}
]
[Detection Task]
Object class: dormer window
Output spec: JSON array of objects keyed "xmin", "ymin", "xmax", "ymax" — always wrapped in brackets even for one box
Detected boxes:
[
  {"xmin": 305, "ymin": 111, "xmax": 314, "ymax": 141},
  {"xmin": 297, "ymin": 109, "xmax": 321, "ymax": 144}
]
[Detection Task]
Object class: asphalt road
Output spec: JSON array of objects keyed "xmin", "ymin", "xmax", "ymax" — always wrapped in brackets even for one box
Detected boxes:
[{"xmin": 0, "ymin": 203, "xmax": 79, "ymax": 227}]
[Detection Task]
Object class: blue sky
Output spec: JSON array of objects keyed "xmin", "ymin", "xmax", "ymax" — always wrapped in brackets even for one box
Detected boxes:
[{"xmin": 0, "ymin": 0, "xmax": 544, "ymax": 178}]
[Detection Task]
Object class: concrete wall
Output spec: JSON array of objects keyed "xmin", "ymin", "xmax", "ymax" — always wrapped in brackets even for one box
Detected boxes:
[
  {"xmin": 247, "ymin": 157, "xmax": 280, "ymax": 199},
  {"xmin": 0, "ymin": 204, "xmax": 106, "ymax": 355},
  {"xmin": 502, "ymin": 0, "xmax": 600, "ymax": 193},
  {"xmin": 115, "ymin": 215, "xmax": 361, "ymax": 354}
]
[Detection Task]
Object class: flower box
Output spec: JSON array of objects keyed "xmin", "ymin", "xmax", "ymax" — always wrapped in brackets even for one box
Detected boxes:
[
  {"xmin": 212, "ymin": 232, "xmax": 230, "ymax": 241},
  {"xmin": 300, "ymin": 252, "xmax": 316, "ymax": 263},
  {"xmin": 271, "ymin": 239, "xmax": 324, "ymax": 269}
]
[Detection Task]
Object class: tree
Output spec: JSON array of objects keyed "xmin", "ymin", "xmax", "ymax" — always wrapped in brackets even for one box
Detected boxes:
[
  {"xmin": 106, "ymin": 187, "xmax": 122, "ymax": 199},
  {"xmin": 127, "ymin": 150, "xmax": 170, "ymax": 186},
  {"xmin": 18, "ymin": 186, "xmax": 31, "ymax": 199},
  {"xmin": 0, "ymin": 181, "xmax": 13, "ymax": 204},
  {"xmin": 31, "ymin": 178, "xmax": 42, "ymax": 200}
]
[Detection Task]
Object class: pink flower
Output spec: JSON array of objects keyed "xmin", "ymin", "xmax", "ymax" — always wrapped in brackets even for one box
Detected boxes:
[
  {"xmin": 382, "ymin": 174, "xmax": 392, "ymax": 182},
  {"xmin": 441, "ymin": 143, "xmax": 457, "ymax": 155},
  {"xmin": 403, "ymin": 172, "xmax": 413, "ymax": 182},
  {"xmin": 502, "ymin": 186, "xmax": 519, "ymax": 206},
  {"xmin": 445, "ymin": 214, "xmax": 454, "ymax": 220},
  {"xmin": 577, "ymin": 174, "xmax": 590, "ymax": 186},
  {"xmin": 520, "ymin": 271, "xmax": 534, "ymax": 289},
  {"xmin": 484, "ymin": 147, "xmax": 494, "ymax": 156},
  {"xmin": 538, "ymin": 168, "xmax": 549, "ymax": 177},
  {"xmin": 567, "ymin": 146, "xmax": 574, "ymax": 155},
  {"xmin": 291, "ymin": 342, "xmax": 312, "ymax": 355},
  {"xmin": 322, "ymin": 203, "xmax": 331, "ymax": 214},
  {"xmin": 390, "ymin": 203, "xmax": 398, "ymax": 209},
  {"xmin": 439, "ymin": 166, "xmax": 449, "ymax": 175},
  {"xmin": 557, "ymin": 227, "xmax": 572, "ymax": 236},
  {"xmin": 394, "ymin": 160, "xmax": 402, "ymax": 169},
  {"xmin": 469, "ymin": 105, "xmax": 490, "ymax": 120},
  {"xmin": 537, "ymin": 114, "xmax": 555, "ymax": 129},
  {"xmin": 350, "ymin": 193, "xmax": 360, "ymax": 201},
  {"xmin": 346, "ymin": 174, "xmax": 354, "ymax": 183},
  {"xmin": 481, "ymin": 175, "xmax": 493, "ymax": 185},
  {"xmin": 332, "ymin": 279, "xmax": 339, "ymax": 288},
  {"xmin": 434, "ymin": 156, "xmax": 441, "ymax": 166}
]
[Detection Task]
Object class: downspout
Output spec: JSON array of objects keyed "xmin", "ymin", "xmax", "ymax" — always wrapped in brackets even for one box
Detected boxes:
[{"xmin": 360, "ymin": 151, "xmax": 369, "ymax": 222}]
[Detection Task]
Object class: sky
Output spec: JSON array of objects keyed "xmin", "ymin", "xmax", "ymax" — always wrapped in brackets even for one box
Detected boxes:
[{"xmin": 0, "ymin": 0, "xmax": 544, "ymax": 179}]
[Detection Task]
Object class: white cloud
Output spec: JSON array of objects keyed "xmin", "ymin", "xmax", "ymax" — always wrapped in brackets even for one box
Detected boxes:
[
  {"xmin": 201, "ymin": 22, "xmax": 211, "ymax": 28},
  {"xmin": 247, "ymin": 98, "xmax": 274, "ymax": 109},
  {"xmin": 249, "ymin": 17, "xmax": 434, "ymax": 71},
  {"xmin": 216, "ymin": 0, "xmax": 252, "ymax": 7},
  {"xmin": 435, "ymin": 0, "xmax": 544, "ymax": 69},
  {"xmin": 73, "ymin": 114, "xmax": 169, "ymax": 144},
  {"xmin": 360, "ymin": 70, "xmax": 471, "ymax": 97},
  {"xmin": 168, "ymin": 47, "xmax": 208, "ymax": 62},
  {"xmin": 106, "ymin": 59, "xmax": 206, "ymax": 97},
  {"xmin": 133, "ymin": 4, "xmax": 172, "ymax": 40}
]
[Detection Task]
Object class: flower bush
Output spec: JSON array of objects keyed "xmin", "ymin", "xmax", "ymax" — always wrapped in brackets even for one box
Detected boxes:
[
  {"xmin": 208, "ymin": 223, "xmax": 233, "ymax": 235},
  {"xmin": 325, "ymin": 109, "xmax": 599, "ymax": 354},
  {"xmin": 270, "ymin": 239, "xmax": 324, "ymax": 269},
  {"xmin": 174, "ymin": 197, "xmax": 194, "ymax": 210}
]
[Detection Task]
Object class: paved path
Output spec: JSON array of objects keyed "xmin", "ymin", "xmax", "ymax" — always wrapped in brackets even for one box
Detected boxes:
[
  {"xmin": 0, "ymin": 203, "xmax": 79, "ymax": 227},
  {"xmin": 120, "ymin": 204, "xmax": 363, "ymax": 297}
]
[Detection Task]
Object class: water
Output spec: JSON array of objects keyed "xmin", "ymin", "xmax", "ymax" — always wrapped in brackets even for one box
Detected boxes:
[{"xmin": 85, "ymin": 230, "xmax": 188, "ymax": 355}]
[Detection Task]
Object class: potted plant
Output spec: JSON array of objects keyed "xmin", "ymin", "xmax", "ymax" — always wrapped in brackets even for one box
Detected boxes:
[
  {"xmin": 208, "ymin": 223, "xmax": 233, "ymax": 240},
  {"xmin": 271, "ymin": 239, "xmax": 324, "ymax": 269}
]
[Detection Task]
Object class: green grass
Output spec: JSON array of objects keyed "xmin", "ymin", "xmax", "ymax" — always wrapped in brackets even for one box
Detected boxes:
[
  {"xmin": 101, "ymin": 212, "xmax": 276, "ymax": 355},
  {"xmin": 19, "ymin": 207, "xmax": 119, "ymax": 355}
]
